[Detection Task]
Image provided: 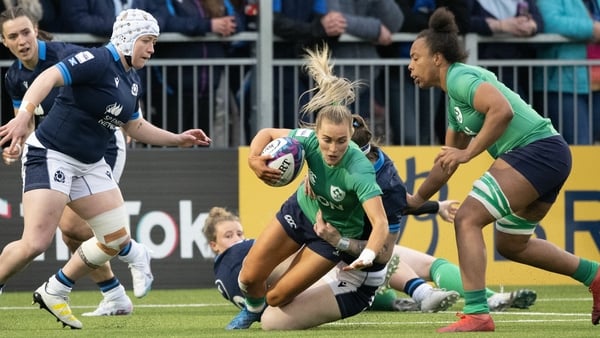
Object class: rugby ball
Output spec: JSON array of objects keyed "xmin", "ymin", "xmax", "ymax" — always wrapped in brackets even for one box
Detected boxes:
[{"xmin": 261, "ymin": 137, "xmax": 305, "ymax": 187}]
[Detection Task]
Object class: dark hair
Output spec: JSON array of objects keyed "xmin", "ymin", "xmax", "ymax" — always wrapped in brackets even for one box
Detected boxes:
[
  {"xmin": 0, "ymin": 6, "xmax": 53, "ymax": 41},
  {"xmin": 416, "ymin": 7, "xmax": 468, "ymax": 63},
  {"xmin": 351, "ymin": 114, "xmax": 380, "ymax": 162}
]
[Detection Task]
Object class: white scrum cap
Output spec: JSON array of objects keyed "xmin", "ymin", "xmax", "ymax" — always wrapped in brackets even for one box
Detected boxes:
[{"xmin": 110, "ymin": 9, "xmax": 160, "ymax": 56}]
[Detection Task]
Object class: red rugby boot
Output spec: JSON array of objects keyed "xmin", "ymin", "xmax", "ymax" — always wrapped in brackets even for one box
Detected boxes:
[{"xmin": 437, "ymin": 313, "xmax": 495, "ymax": 333}]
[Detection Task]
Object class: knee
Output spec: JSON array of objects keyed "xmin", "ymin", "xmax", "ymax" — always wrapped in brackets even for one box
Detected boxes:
[
  {"xmin": 495, "ymin": 236, "xmax": 527, "ymax": 260},
  {"xmin": 265, "ymin": 287, "xmax": 293, "ymax": 307},
  {"xmin": 21, "ymin": 240, "xmax": 48, "ymax": 259},
  {"xmin": 259, "ymin": 308, "xmax": 278, "ymax": 331},
  {"xmin": 453, "ymin": 208, "xmax": 473, "ymax": 232}
]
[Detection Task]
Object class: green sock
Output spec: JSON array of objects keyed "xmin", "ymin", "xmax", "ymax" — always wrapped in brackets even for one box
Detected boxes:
[
  {"xmin": 431, "ymin": 258, "xmax": 497, "ymax": 298},
  {"xmin": 571, "ymin": 258, "xmax": 600, "ymax": 286},
  {"xmin": 245, "ymin": 296, "xmax": 266, "ymax": 313},
  {"xmin": 430, "ymin": 258, "xmax": 465, "ymax": 296},
  {"xmin": 463, "ymin": 289, "xmax": 489, "ymax": 314},
  {"xmin": 370, "ymin": 289, "xmax": 397, "ymax": 311}
]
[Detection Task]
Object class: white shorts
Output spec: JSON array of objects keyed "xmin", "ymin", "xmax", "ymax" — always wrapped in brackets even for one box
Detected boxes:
[
  {"xmin": 323, "ymin": 262, "xmax": 386, "ymax": 318},
  {"xmin": 110, "ymin": 130, "xmax": 126, "ymax": 183},
  {"xmin": 22, "ymin": 133, "xmax": 118, "ymax": 201}
]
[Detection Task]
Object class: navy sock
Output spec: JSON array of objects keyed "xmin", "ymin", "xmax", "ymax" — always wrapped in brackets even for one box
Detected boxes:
[
  {"xmin": 119, "ymin": 241, "xmax": 132, "ymax": 256},
  {"xmin": 97, "ymin": 277, "xmax": 120, "ymax": 293},
  {"xmin": 56, "ymin": 269, "xmax": 75, "ymax": 288},
  {"xmin": 404, "ymin": 277, "xmax": 426, "ymax": 297}
]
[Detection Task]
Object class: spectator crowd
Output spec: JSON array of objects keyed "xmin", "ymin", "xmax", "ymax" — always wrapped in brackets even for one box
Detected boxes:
[{"xmin": 1, "ymin": 0, "xmax": 600, "ymax": 146}]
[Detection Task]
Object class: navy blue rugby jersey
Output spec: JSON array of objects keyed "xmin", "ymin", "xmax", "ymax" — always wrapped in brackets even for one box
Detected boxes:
[
  {"xmin": 35, "ymin": 43, "xmax": 140, "ymax": 163},
  {"xmin": 5, "ymin": 40, "xmax": 83, "ymax": 113},
  {"xmin": 214, "ymin": 239, "xmax": 254, "ymax": 309},
  {"xmin": 4, "ymin": 40, "xmax": 84, "ymax": 114},
  {"xmin": 339, "ymin": 148, "xmax": 407, "ymax": 270}
]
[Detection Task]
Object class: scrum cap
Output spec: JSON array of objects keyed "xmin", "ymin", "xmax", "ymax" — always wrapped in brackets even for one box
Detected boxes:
[{"xmin": 110, "ymin": 9, "xmax": 159, "ymax": 56}]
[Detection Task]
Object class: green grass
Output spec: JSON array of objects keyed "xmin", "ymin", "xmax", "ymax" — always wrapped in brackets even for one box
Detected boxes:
[{"xmin": 0, "ymin": 285, "xmax": 596, "ymax": 337}]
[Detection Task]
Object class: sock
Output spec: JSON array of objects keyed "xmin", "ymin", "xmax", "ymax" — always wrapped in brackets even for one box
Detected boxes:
[
  {"xmin": 102, "ymin": 283, "xmax": 127, "ymax": 301},
  {"xmin": 46, "ymin": 271, "xmax": 73, "ymax": 296},
  {"xmin": 463, "ymin": 289, "xmax": 489, "ymax": 314},
  {"xmin": 56, "ymin": 269, "xmax": 75, "ymax": 288},
  {"xmin": 119, "ymin": 241, "xmax": 133, "ymax": 257},
  {"xmin": 118, "ymin": 240, "xmax": 141, "ymax": 264},
  {"xmin": 371, "ymin": 289, "xmax": 397, "ymax": 311},
  {"xmin": 430, "ymin": 258, "xmax": 496, "ymax": 298},
  {"xmin": 572, "ymin": 258, "xmax": 600, "ymax": 286},
  {"xmin": 430, "ymin": 258, "xmax": 465, "ymax": 296},
  {"xmin": 411, "ymin": 283, "xmax": 434, "ymax": 303},
  {"xmin": 245, "ymin": 296, "xmax": 266, "ymax": 313},
  {"xmin": 404, "ymin": 277, "xmax": 427, "ymax": 297},
  {"xmin": 97, "ymin": 277, "xmax": 121, "ymax": 293}
]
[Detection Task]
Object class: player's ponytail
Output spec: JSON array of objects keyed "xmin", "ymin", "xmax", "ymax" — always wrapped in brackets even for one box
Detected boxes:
[{"xmin": 299, "ymin": 44, "xmax": 360, "ymax": 131}]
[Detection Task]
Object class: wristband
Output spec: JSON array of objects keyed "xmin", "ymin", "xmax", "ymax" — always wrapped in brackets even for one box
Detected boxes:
[
  {"xmin": 357, "ymin": 248, "xmax": 376, "ymax": 265},
  {"xmin": 336, "ymin": 237, "xmax": 350, "ymax": 251}
]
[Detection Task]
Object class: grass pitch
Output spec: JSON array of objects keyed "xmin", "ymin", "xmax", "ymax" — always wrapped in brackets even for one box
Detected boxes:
[{"xmin": 0, "ymin": 285, "xmax": 596, "ymax": 337}]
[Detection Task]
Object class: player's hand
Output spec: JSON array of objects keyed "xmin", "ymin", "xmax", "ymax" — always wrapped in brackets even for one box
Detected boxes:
[
  {"xmin": 177, "ymin": 129, "xmax": 211, "ymax": 147},
  {"xmin": 2, "ymin": 144, "xmax": 22, "ymax": 165},
  {"xmin": 343, "ymin": 248, "xmax": 376, "ymax": 271},
  {"xmin": 248, "ymin": 153, "xmax": 282, "ymax": 185},
  {"xmin": 303, "ymin": 175, "xmax": 315, "ymax": 198},
  {"xmin": 438, "ymin": 200, "xmax": 459, "ymax": 222},
  {"xmin": 0, "ymin": 110, "xmax": 32, "ymax": 153},
  {"xmin": 313, "ymin": 210, "xmax": 341, "ymax": 246}
]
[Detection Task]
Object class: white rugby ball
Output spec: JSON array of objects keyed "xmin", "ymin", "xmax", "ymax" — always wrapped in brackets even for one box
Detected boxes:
[{"xmin": 261, "ymin": 137, "xmax": 305, "ymax": 187}]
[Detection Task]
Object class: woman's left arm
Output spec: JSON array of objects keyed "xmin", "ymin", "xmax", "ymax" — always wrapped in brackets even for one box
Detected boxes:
[
  {"xmin": 344, "ymin": 196, "xmax": 389, "ymax": 270},
  {"xmin": 123, "ymin": 116, "xmax": 211, "ymax": 147}
]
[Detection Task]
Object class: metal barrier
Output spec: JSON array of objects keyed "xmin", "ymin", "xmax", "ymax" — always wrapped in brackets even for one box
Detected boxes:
[{"xmin": 1, "ymin": 31, "xmax": 598, "ymax": 146}]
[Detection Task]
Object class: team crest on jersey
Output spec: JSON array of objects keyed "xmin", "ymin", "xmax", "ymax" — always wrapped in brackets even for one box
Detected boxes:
[
  {"xmin": 330, "ymin": 185, "xmax": 345, "ymax": 202},
  {"xmin": 22, "ymin": 81, "xmax": 28, "ymax": 89},
  {"xmin": 114, "ymin": 77, "xmax": 119, "ymax": 87},
  {"xmin": 131, "ymin": 83, "xmax": 138, "ymax": 96}
]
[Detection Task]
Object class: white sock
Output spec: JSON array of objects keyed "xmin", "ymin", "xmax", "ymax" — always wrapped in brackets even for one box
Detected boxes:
[
  {"xmin": 118, "ymin": 239, "xmax": 141, "ymax": 264},
  {"xmin": 103, "ymin": 284, "xmax": 126, "ymax": 301},
  {"xmin": 46, "ymin": 275, "xmax": 72, "ymax": 297},
  {"xmin": 411, "ymin": 283, "xmax": 434, "ymax": 303}
]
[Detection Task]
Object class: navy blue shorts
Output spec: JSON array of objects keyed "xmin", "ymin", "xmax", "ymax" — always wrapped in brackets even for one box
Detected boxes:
[
  {"xmin": 500, "ymin": 136, "xmax": 572, "ymax": 203},
  {"xmin": 276, "ymin": 195, "xmax": 341, "ymax": 263}
]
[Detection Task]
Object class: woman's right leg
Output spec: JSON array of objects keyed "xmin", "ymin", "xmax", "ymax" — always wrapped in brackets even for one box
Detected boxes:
[
  {"xmin": 238, "ymin": 217, "xmax": 303, "ymax": 299},
  {"xmin": 0, "ymin": 189, "xmax": 67, "ymax": 285}
]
